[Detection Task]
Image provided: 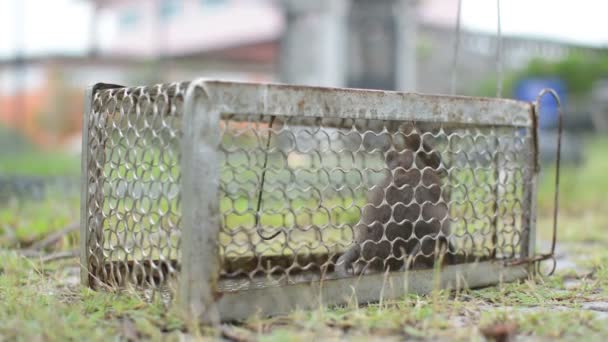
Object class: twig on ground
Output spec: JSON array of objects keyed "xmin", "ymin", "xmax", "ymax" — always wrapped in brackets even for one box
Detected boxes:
[
  {"xmin": 21, "ymin": 249, "xmax": 79, "ymax": 263},
  {"xmin": 18, "ymin": 249, "xmax": 43, "ymax": 258},
  {"xmin": 28, "ymin": 222, "xmax": 79, "ymax": 251},
  {"xmin": 38, "ymin": 250, "xmax": 79, "ymax": 263}
]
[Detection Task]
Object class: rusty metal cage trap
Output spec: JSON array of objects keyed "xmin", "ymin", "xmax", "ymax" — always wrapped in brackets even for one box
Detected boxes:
[{"xmin": 81, "ymin": 80, "xmax": 560, "ymax": 323}]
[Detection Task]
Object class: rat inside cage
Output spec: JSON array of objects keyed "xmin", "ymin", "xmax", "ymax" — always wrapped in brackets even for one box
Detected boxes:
[{"xmin": 81, "ymin": 80, "xmax": 558, "ymax": 323}]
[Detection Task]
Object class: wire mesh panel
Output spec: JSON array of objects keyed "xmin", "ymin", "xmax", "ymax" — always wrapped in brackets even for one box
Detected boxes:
[
  {"xmin": 217, "ymin": 117, "xmax": 532, "ymax": 289},
  {"xmin": 81, "ymin": 83, "xmax": 186, "ymax": 288},
  {"xmin": 81, "ymin": 80, "xmax": 541, "ymax": 322}
]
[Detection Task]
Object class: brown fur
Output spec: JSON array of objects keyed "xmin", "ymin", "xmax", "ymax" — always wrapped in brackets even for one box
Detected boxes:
[{"xmin": 335, "ymin": 124, "xmax": 454, "ymax": 276}]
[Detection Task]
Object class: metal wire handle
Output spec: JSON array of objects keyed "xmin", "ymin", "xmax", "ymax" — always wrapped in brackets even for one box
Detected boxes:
[
  {"xmin": 504, "ymin": 89, "xmax": 561, "ymax": 276},
  {"xmin": 535, "ymin": 88, "xmax": 563, "ymax": 276}
]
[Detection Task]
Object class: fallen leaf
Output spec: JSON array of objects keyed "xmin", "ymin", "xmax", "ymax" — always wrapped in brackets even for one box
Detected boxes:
[{"xmin": 479, "ymin": 322, "xmax": 517, "ymax": 342}]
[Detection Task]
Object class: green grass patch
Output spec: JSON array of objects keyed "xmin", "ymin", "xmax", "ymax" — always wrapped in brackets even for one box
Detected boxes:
[
  {"xmin": 480, "ymin": 308, "xmax": 607, "ymax": 340},
  {"xmin": 537, "ymin": 136, "xmax": 608, "ymax": 214},
  {"xmin": 0, "ymin": 194, "xmax": 79, "ymax": 248},
  {"xmin": 0, "ymin": 251, "xmax": 189, "ymax": 341},
  {"xmin": 0, "ymin": 151, "xmax": 80, "ymax": 177},
  {"xmin": 1, "ymin": 135, "xmax": 607, "ymax": 339}
]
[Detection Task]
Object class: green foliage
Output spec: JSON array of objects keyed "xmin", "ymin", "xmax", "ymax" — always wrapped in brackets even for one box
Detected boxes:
[
  {"xmin": 526, "ymin": 53, "xmax": 608, "ymax": 94},
  {"xmin": 476, "ymin": 52, "xmax": 608, "ymax": 97}
]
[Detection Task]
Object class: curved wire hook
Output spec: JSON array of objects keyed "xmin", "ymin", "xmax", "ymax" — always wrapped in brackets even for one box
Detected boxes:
[
  {"xmin": 536, "ymin": 255, "xmax": 557, "ymax": 278},
  {"xmin": 533, "ymin": 88, "xmax": 563, "ymax": 276},
  {"xmin": 255, "ymin": 115, "xmax": 283, "ymax": 240}
]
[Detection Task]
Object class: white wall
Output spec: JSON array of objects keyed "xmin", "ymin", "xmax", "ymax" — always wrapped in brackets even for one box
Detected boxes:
[{"xmin": 99, "ymin": 0, "xmax": 283, "ymax": 58}]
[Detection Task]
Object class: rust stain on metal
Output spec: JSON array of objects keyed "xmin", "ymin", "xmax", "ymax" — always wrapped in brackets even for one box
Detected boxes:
[{"xmin": 297, "ymin": 99, "xmax": 305, "ymax": 112}]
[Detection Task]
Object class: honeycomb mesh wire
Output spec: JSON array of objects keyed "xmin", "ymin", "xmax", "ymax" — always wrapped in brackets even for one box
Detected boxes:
[
  {"xmin": 84, "ymin": 83, "xmax": 187, "ymax": 288},
  {"xmin": 218, "ymin": 116, "xmax": 532, "ymax": 291},
  {"xmin": 83, "ymin": 83, "xmax": 533, "ymax": 291}
]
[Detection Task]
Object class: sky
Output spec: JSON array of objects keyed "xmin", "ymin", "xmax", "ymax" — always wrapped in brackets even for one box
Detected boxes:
[
  {"xmin": 0, "ymin": 0, "xmax": 93, "ymax": 59},
  {"xmin": 460, "ymin": 0, "xmax": 608, "ymax": 47},
  {"xmin": 0, "ymin": 0, "xmax": 606, "ymax": 59}
]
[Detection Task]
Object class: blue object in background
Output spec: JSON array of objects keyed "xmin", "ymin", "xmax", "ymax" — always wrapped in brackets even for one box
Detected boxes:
[{"xmin": 514, "ymin": 78, "xmax": 567, "ymax": 129}]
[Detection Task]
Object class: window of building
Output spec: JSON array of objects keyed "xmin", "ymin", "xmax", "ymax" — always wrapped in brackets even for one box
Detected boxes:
[
  {"xmin": 119, "ymin": 8, "xmax": 139, "ymax": 29},
  {"xmin": 160, "ymin": 0, "xmax": 181, "ymax": 21},
  {"xmin": 200, "ymin": 0, "xmax": 226, "ymax": 8}
]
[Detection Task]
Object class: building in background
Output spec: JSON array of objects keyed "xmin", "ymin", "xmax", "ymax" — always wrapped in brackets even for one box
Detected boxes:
[
  {"xmin": 0, "ymin": 0, "xmax": 603, "ymax": 151},
  {"xmin": 94, "ymin": 0, "xmax": 282, "ymax": 82},
  {"xmin": 280, "ymin": 0, "xmax": 602, "ymax": 94},
  {"xmin": 0, "ymin": 0, "xmax": 283, "ymax": 151}
]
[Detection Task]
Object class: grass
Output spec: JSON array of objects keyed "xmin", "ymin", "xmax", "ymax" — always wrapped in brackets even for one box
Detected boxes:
[
  {"xmin": 0, "ymin": 251, "xmax": 189, "ymax": 341},
  {"xmin": 1, "ymin": 135, "xmax": 607, "ymax": 340},
  {"xmin": 0, "ymin": 151, "xmax": 80, "ymax": 177},
  {"xmin": 537, "ymin": 136, "xmax": 608, "ymax": 214},
  {"xmin": 0, "ymin": 194, "xmax": 79, "ymax": 248},
  {"xmin": 479, "ymin": 309, "xmax": 607, "ymax": 340}
]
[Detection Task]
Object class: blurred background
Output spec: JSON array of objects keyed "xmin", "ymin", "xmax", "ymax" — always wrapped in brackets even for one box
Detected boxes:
[{"xmin": 0, "ymin": 0, "xmax": 607, "ymax": 247}]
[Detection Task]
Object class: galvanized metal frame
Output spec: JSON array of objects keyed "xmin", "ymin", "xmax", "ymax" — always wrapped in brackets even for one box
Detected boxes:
[
  {"xmin": 522, "ymin": 104, "xmax": 540, "ymax": 264},
  {"xmin": 182, "ymin": 80, "xmax": 533, "ymax": 127},
  {"xmin": 174, "ymin": 79, "xmax": 536, "ymax": 321},
  {"xmin": 80, "ymin": 86, "xmax": 94, "ymax": 286},
  {"xmin": 217, "ymin": 261, "xmax": 528, "ymax": 321},
  {"xmin": 80, "ymin": 83, "xmax": 125, "ymax": 287},
  {"xmin": 178, "ymin": 81, "xmax": 222, "ymax": 325}
]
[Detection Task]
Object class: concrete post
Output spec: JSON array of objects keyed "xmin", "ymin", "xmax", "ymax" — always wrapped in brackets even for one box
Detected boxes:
[
  {"xmin": 280, "ymin": 0, "xmax": 348, "ymax": 87},
  {"xmin": 395, "ymin": 0, "xmax": 418, "ymax": 91}
]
